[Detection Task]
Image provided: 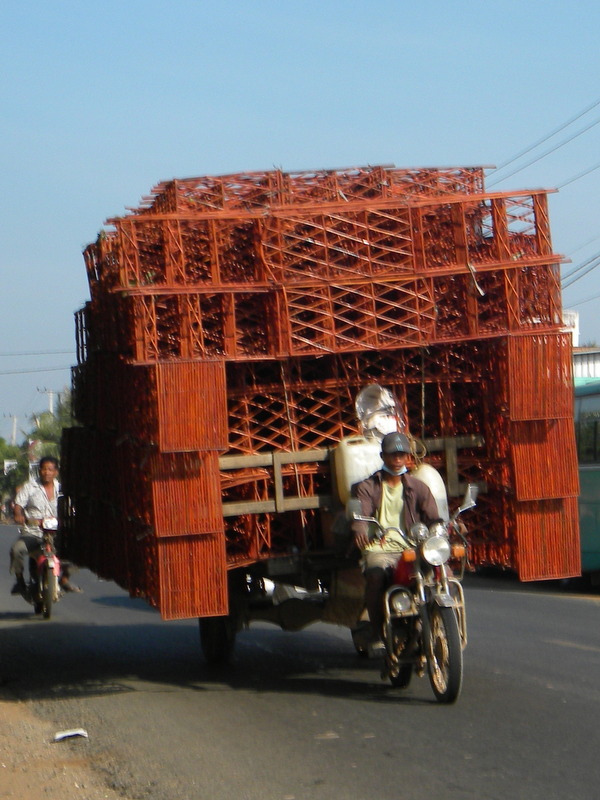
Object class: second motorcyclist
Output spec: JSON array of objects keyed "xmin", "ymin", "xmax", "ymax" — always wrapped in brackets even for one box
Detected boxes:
[{"xmin": 9, "ymin": 455, "xmax": 80, "ymax": 594}]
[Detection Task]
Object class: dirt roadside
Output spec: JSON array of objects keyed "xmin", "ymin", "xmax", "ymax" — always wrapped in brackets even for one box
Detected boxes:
[
  {"xmin": 0, "ymin": 695, "xmax": 123, "ymax": 800},
  {"xmin": 0, "ymin": 520, "xmax": 122, "ymax": 799}
]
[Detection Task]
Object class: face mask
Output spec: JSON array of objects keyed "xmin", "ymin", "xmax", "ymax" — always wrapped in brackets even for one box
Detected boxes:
[{"xmin": 382, "ymin": 464, "xmax": 407, "ymax": 477}]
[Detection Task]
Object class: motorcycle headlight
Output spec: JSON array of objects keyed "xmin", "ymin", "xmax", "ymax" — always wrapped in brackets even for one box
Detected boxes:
[
  {"xmin": 422, "ymin": 534, "xmax": 451, "ymax": 566},
  {"xmin": 389, "ymin": 589, "xmax": 413, "ymax": 614}
]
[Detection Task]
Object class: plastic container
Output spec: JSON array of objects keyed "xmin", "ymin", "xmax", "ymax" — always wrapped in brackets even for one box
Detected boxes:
[
  {"xmin": 411, "ymin": 463, "xmax": 449, "ymax": 521},
  {"xmin": 334, "ymin": 436, "xmax": 383, "ymax": 504}
]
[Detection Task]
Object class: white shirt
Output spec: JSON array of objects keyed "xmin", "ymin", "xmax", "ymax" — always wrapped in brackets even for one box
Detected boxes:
[{"xmin": 15, "ymin": 478, "xmax": 60, "ymax": 538}]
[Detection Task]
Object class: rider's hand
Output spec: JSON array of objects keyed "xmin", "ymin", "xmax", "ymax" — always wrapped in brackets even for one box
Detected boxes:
[{"xmin": 354, "ymin": 530, "xmax": 370, "ymax": 550}]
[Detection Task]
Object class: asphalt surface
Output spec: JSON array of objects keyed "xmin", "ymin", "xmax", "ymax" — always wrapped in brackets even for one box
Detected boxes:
[{"xmin": 1, "ymin": 522, "xmax": 600, "ymax": 800}]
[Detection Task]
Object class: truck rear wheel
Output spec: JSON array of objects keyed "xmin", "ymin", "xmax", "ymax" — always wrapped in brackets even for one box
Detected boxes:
[{"xmin": 199, "ymin": 616, "xmax": 236, "ymax": 666}]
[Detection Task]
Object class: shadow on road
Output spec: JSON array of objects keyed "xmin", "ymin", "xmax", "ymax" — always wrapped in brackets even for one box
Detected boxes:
[
  {"xmin": 463, "ymin": 569, "xmax": 600, "ymax": 596},
  {"xmin": 2, "ymin": 565, "xmax": 596, "ymax": 709},
  {"xmin": 0, "ymin": 615, "xmax": 440, "ymax": 707},
  {"xmin": 90, "ymin": 595, "xmax": 157, "ymax": 612}
]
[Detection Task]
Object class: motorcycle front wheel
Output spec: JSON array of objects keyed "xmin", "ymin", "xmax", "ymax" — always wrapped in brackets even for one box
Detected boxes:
[
  {"xmin": 424, "ymin": 605, "xmax": 463, "ymax": 703},
  {"xmin": 42, "ymin": 566, "xmax": 57, "ymax": 620}
]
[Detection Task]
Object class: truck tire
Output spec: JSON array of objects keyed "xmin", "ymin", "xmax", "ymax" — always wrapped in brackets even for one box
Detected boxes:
[{"xmin": 199, "ymin": 616, "xmax": 236, "ymax": 666}]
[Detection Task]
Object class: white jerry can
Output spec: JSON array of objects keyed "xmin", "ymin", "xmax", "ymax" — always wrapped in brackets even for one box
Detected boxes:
[
  {"xmin": 334, "ymin": 436, "xmax": 383, "ymax": 504},
  {"xmin": 410, "ymin": 462, "xmax": 449, "ymax": 521}
]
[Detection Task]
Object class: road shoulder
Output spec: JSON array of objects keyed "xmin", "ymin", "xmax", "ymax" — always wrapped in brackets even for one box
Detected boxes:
[{"xmin": 0, "ymin": 691, "xmax": 121, "ymax": 800}]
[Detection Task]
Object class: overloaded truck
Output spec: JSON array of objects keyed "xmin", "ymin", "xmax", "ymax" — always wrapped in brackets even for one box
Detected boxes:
[{"xmin": 60, "ymin": 165, "xmax": 580, "ymax": 662}]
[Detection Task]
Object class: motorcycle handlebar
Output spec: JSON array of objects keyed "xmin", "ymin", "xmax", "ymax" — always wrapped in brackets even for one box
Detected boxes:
[
  {"xmin": 347, "ymin": 484, "xmax": 478, "ymax": 545},
  {"xmin": 351, "ymin": 513, "xmax": 412, "ymax": 547}
]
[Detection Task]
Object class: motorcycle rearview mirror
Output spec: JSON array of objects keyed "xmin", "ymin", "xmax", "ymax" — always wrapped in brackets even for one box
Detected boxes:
[
  {"xmin": 345, "ymin": 498, "xmax": 363, "ymax": 521},
  {"xmin": 458, "ymin": 484, "xmax": 478, "ymax": 514}
]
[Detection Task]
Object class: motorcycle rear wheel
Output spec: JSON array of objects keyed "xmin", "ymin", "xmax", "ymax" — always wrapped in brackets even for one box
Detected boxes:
[{"xmin": 425, "ymin": 605, "xmax": 463, "ymax": 703}]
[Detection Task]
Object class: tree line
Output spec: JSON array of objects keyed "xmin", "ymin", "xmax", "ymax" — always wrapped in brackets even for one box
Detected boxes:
[{"xmin": 0, "ymin": 389, "xmax": 75, "ymax": 500}]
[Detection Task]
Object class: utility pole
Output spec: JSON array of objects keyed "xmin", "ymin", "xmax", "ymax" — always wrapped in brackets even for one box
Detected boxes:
[
  {"xmin": 37, "ymin": 388, "xmax": 56, "ymax": 415},
  {"xmin": 3, "ymin": 414, "xmax": 18, "ymax": 446}
]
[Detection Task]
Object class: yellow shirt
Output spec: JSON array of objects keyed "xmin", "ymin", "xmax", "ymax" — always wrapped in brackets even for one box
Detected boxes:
[{"xmin": 364, "ymin": 480, "xmax": 406, "ymax": 553}]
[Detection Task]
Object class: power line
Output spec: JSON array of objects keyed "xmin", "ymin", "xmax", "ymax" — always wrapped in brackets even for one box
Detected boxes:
[
  {"xmin": 567, "ymin": 290, "xmax": 600, "ymax": 308},
  {"xmin": 0, "ymin": 366, "xmax": 72, "ymax": 376},
  {"xmin": 0, "ymin": 350, "xmax": 74, "ymax": 357},
  {"xmin": 557, "ymin": 161, "xmax": 600, "ymax": 189},
  {"xmin": 561, "ymin": 249, "xmax": 600, "ymax": 281},
  {"xmin": 567, "ymin": 234, "xmax": 600, "ymax": 257},
  {"xmin": 561, "ymin": 255, "xmax": 600, "ymax": 289},
  {"xmin": 491, "ymin": 97, "xmax": 600, "ymax": 174},
  {"xmin": 487, "ymin": 114, "xmax": 600, "ymax": 187}
]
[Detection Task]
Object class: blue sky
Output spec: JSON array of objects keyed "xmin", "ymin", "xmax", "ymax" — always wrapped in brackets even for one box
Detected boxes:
[{"xmin": 1, "ymin": 0, "xmax": 599, "ymax": 442}]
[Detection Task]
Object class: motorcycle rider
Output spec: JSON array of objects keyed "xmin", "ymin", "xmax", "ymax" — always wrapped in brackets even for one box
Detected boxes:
[
  {"xmin": 10, "ymin": 455, "xmax": 80, "ymax": 594},
  {"xmin": 350, "ymin": 431, "xmax": 442, "ymax": 650}
]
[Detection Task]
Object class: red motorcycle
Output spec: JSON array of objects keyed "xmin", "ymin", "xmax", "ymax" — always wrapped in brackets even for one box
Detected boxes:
[{"xmin": 25, "ymin": 517, "xmax": 62, "ymax": 619}]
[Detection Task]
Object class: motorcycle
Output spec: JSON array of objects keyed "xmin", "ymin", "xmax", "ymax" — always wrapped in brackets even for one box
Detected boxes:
[
  {"xmin": 24, "ymin": 517, "xmax": 62, "ymax": 619},
  {"xmin": 348, "ymin": 483, "xmax": 478, "ymax": 703}
]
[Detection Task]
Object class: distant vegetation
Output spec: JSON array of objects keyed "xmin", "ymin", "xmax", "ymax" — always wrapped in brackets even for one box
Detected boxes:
[{"xmin": 0, "ymin": 389, "xmax": 76, "ymax": 499}]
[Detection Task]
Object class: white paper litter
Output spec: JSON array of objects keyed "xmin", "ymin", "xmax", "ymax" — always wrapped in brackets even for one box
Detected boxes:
[{"xmin": 53, "ymin": 728, "xmax": 89, "ymax": 742}]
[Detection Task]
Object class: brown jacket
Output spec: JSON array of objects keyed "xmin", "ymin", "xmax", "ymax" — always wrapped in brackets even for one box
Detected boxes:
[{"xmin": 350, "ymin": 470, "xmax": 442, "ymax": 543}]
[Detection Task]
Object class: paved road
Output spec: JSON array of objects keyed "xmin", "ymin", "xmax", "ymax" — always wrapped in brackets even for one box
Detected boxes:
[{"xmin": 1, "ymin": 523, "xmax": 600, "ymax": 800}]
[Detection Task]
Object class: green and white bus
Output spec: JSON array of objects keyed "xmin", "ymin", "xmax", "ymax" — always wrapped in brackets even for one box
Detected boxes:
[{"xmin": 575, "ymin": 379, "xmax": 600, "ymax": 575}]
